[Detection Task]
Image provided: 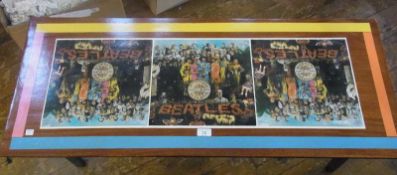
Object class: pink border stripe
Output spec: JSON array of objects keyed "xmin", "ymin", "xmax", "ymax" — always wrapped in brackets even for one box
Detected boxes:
[{"xmin": 12, "ymin": 32, "xmax": 44, "ymax": 137}]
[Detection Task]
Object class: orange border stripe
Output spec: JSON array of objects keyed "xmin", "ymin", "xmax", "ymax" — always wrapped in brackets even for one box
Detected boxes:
[{"xmin": 363, "ymin": 32, "xmax": 397, "ymax": 136}]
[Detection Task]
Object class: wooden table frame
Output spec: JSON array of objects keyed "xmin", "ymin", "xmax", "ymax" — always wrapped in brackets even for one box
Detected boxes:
[{"xmin": 1, "ymin": 18, "xmax": 397, "ymax": 161}]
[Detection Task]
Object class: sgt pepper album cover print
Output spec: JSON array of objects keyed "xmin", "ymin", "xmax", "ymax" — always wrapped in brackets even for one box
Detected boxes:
[
  {"xmin": 41, "ymin": 39, "xmax": 152, "ymax": 128},
  {"xmin": 149, "ymin": 39, "xmax": 256, "ymax": 126},
  {"xmin": 251, "ymin": 38, "xmax": 365, "ymax": 128}
]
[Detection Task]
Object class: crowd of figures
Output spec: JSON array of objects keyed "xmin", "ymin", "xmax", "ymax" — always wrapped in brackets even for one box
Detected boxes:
[
  {"xmin": 251, "ymin": 39, "xmax": 364, "ymax": 125},
  {"xmin": 43, "ymin": 40, "xmax": 152, "ymax": 126},
  {"xmin": 48, "ymin": 64, "xmax": 149, "ymax": 124},
  {"xmin": 267, "ymin": 93, "xmax": 361, "ymax": 122},
  {"xmin": 152, "ymin": 41, "xmax": 255, "ymax": 102},
  {"xmin": 53, "ymin": 94, "xmax": 147, "ymax": 123},
  {"xmin": 150, "ymin": 40, "xmax": 256, "ymax": 126},
  {"xmin": 253, "ymin": 56, "xmax": 362, "ymax": 123},
  {"xmin": 43, "ymin": 39, "xmax": 364, "ymax": 128}
]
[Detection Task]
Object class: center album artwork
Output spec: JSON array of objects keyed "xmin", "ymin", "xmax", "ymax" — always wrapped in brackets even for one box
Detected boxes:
[
  {"xmin": 41, "ymin": 39, "xmax": 152, "ymax": 128},
  {"xmin": 251, "ymin": 38, "xmax": 365, "ymax": 128},
  {"xmin": 149, "ymin": 39, "xmax": 256, "ymax": 126}
]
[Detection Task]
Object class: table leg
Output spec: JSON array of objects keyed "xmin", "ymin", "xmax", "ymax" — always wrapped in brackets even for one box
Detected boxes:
[
  {"xmin": 324, "ymin": 158, "xmax": 348, "ymax": 172},
  {"xmin": 66, "ymin": 157, "xmax": 87, "ymax": 167},
  {"xmin": 6, "ymin": 157, "xmax": 12, "ymax": 164}
]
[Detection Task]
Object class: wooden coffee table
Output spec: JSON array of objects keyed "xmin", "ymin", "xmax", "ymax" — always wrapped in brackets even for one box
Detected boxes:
[{"xmin": 1, "ymin": 18, "xmax": 396, "ymax": 171}]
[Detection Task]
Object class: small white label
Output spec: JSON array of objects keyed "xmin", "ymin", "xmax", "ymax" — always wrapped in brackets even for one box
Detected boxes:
[
  {"xmin": 197, "ymin": 128, "xmax": 212, "ymax": 136},
  {"xmin": 25, "ymin": 129, "xmax": 34, "ymax": 136}
]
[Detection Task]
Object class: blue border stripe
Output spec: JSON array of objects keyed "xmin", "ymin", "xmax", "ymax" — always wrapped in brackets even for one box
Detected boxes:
[{"xmin": 10, "ymin": 136, "xmax": 397, "ymax": 150}]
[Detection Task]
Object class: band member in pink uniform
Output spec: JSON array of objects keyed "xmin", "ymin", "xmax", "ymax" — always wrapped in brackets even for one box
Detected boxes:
[
  {"xmin": 309, "ymin": 79, "xmax": 317, "ymax": 102},
  {"xmin": 101, "ymin": 80, "xmax": 110, "ymax": 102}
]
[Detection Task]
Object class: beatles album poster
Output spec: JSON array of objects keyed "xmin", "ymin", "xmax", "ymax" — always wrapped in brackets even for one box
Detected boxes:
[
  {"xmin": 41, "ymin": 39, "xmax": 152, "ymax": 128},
  {"xmin": 251, "ymin": 38, "xmax": 365, "ymax": 128},
  {"xmin": 149, "ymin": 39, "xmax": 256, "ymax": 127}
]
